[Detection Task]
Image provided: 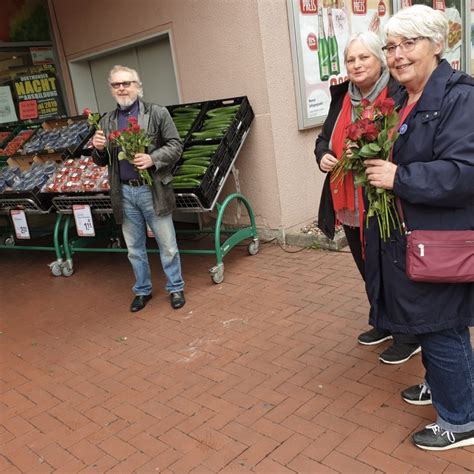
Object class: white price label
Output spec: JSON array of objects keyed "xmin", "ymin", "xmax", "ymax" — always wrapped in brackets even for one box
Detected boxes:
[
  {"xmin": 11, "ymin": 210, "xmax": 30, "ymax": 239},
  {"xmin": 73, "ymin": 204, "xmax": 95, "ymax": 237},
  {"xmin": 146, "ymin": 223, "xmax": 154, "ymax": 238}
]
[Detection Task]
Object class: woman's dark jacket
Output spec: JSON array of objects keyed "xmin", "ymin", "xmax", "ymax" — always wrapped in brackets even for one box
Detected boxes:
[
  {"xmin": 92, "ymin": 100, "xmax": 182, "ymax": 224},
  {"xmin": 314, "ymin": 78, "xmax": 403, "ymax": 239},
  {"xmin": 365, "ymin": 60, "xmax": 474, "ymax": 334}
]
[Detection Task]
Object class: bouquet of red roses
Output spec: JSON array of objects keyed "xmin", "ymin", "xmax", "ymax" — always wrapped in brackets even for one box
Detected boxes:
[
  {"xmin": 331, "ymin": 97, "xmax": 401, "ymax": 241},
  {"xmin": 108, "ymin": 117, "xmax": 154, "ymax": 186}
]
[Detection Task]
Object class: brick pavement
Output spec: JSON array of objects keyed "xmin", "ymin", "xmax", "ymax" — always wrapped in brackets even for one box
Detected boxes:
[{"xmin": 1, "ymin": 242, "xmax": 473, "ymax": 473}]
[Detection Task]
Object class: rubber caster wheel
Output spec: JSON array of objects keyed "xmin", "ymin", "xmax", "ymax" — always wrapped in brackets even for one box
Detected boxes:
[
  {"xmin": 49, "ymin": 261, "xmax": 62, "ymax": 277},
  {"xmin": 248, "ymin": 239, "xmax": 259, "ymax": 255},
  {"xmin": 108, "ymin": 237, "xmax": 122, "ymax": 249},
  {"xmin": 3, "ymin": 236, "xmax": 15, "ymax": 246},
  {"xmin": 62, "ymin": 262, "xmax": 74, "ymax": 277},
  {"xmin": 209, "ymin": 264, "xmax": 224, "ymax": 284}
]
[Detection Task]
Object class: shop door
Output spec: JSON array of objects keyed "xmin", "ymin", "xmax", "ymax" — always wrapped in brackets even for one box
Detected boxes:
[{"xmin": 89, "ymin": 34, "xmax": 179, "ymax": 113}]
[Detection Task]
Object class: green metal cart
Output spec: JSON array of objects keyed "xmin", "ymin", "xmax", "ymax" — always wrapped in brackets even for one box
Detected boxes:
[{"xmin": 51, "ymin": 129, "xmax": 259, "ymax": 283}]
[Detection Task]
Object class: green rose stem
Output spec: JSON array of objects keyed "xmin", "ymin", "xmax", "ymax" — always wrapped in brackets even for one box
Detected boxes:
[{"xmin": 83, "ymin": 109, "xmax": 112, "ymax": 165}]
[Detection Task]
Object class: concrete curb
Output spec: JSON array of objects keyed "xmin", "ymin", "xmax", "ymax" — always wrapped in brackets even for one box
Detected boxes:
[{"xmin": 285, "ymin": 229, "xmax": 347, "ymax": 251}]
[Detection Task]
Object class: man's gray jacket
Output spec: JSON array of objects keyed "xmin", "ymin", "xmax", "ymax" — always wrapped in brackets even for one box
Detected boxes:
[{"xmin": 92, "ymin": 99, "xmax": 183, "ymax": 224}]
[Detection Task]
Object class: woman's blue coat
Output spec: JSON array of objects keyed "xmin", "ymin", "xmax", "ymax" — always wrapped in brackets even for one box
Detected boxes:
[{"xmin": 365, "ymin": 60, "xmax": 474, "ymax": 334}]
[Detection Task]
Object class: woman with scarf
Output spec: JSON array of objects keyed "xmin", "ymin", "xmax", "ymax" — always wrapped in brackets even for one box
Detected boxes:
[
  {"xmin": 314, "ymin": 31, "xmax": 420, "ymax": 364},
  {"xmin": 363, "ymin": 5, "xmax": 474, "ymax": 450}
]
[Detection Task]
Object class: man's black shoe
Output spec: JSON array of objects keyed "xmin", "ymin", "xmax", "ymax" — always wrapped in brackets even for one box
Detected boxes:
[
  {"xmin": 379, "ymin": 342, "xmax": 421, "ymax": 364},
  {"xmin": 412, "ymin": 423, "xmax": 474, "ymax": 451},
  {"xmin": 130, "ymin": 294, "xmax": 152, "ymax": 312},
  {"xmin": 401, "ymin": 383, "xmax": 432, "ymax": 405},
  {"xmin": 170, "ymin": 290, "xmax": 185, "ymax": 309},
  {"xmin": 358, "ymin": 328, "xmax": 393, "ymax": 345}
]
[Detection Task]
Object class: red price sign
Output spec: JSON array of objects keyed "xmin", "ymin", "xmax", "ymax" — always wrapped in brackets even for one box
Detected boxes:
[{"xmin": 19, "ymin": 100, "xmax": 38, "ymax": 120}]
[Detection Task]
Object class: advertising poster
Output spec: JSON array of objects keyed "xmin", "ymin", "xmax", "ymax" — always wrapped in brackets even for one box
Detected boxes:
[
  {"xmin": 0, "ymin": 85, "xmax": 18, "ymax": 124},
  {"xmin": 12, "ymin": 69, "xmax": 65, "ymax": 120},
  {"xmin": 288, "ymin": 0, "xmax": 391, "ymax": 129}
]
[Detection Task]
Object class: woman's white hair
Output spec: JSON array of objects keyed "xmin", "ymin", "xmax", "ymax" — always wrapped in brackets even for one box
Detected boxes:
[
  {"xmin": 344, "ymin": 31, "xmax": 387, "ymax": 69},
  {"xmin": 108, "ymin": 65, "xmax": 144, "ymax": 98},
  {"xmin": 383, "ymin": 5, "xmax": 448, "ymax": 58}
]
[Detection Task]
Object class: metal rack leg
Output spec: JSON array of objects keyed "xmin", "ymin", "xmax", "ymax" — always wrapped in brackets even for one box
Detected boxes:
[
  {"xmin": 61, "ymin": 215, "xmax": 74, "ymax": 277},
  {"xmin": 209, "ymin": 192, "xmax": 259, "ymax": 284}
]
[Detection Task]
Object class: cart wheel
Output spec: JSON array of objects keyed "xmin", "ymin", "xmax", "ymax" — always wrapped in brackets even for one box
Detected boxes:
[
  {"xmin": 61, "ymin": 262, "xmax": 74, "ymax": 277},
  {"xmin": 49, "ymin": 261, "xmax": 62, "ymax": 277},
  {"xmin": 209, "ymin": 264, "xmax": 224, "ymax": 284},
  {"xmin": 247, "ymin": 239, "xmax": 259, "ymax": 256},
  {"xmin": 108, "ymin": 237, "xmax": 122, "ymax": 249},
  {"xmin": 3, "ymin": 235, "xmax": 15, "ymax": 246}
]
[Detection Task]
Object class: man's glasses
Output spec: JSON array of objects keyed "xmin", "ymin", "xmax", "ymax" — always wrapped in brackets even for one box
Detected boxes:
[
  {"xmin": 382, "ymin": 37, "xmax": 426, "ymax": 57},
  {"xmin": 110, "ymin": 81, "xmax": 137, "ymax": 89}
]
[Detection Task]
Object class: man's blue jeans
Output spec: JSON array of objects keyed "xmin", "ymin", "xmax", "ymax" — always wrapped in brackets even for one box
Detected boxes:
[
  {"xmin": 419, "ymin": 327, "xmax": 474, "ymax": 432},
  {"xmin": 121, "ymin": 184, "xmax": 184, "ymax": 295}
]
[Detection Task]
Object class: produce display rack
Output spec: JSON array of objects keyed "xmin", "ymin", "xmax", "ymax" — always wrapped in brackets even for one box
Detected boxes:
[{"xmin": 2, "ymin": 96, "xmax": 258, "ymax": 284}]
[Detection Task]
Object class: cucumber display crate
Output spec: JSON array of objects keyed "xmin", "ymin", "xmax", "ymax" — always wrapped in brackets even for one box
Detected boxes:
[{"xmin": 170, "ymin": 96, "xmax": 254, "ymax": 211}]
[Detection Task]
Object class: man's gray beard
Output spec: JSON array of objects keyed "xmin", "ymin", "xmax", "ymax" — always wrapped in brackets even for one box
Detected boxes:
[{"xmin": 117, "ymin": 97, "xmax": 134, "ymax": 108}]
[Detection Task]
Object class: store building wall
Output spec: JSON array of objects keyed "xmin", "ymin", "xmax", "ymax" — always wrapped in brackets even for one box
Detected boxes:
[{"xmin": 48, "ymin": 0, "xmax": 324, "ymax": 238}]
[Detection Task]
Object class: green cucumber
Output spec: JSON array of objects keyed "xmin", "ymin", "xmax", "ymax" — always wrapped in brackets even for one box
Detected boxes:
[
  {"xmin": 192, "ymin": 130, "xmax": 226, "ymax": 139},
  {"xmin": 206, "ymin": 104, "xmax": 240, "ymax": 116},
  {"xmin": 184, "ymin": 159, "xmax": 211, "ymax": 167},
  {"xmin": 175, "ymin": 165, "xmax": 208, "ymax": 175}
]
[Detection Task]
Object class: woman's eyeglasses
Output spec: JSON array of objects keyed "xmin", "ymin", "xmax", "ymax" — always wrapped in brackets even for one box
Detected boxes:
[
  {"xmin": 382, "ymin": 37, "xmax": 426, "ymax": 57},
  {"xmin": 110, "ymin": 81, "xmax": 137, "ymax": 89}
]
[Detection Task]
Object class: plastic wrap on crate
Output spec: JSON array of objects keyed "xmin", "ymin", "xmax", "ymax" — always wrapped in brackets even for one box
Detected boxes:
[
  {"xmin": 0, "ymin": 163, "xmax": 57, "ymax": 211},
  {"xmin": 21, "ymin": 119, "xmax": 91, "ymax": 156},
  {"xmin": 42, "ymin": 155, "xmax": 109, "ymax": 193},
  {"xmin": 166, "ymin": 102, "xmax": 206, "ymax": 143},
  {"xmin": 0, "ymin": 162, "xmax": 56, "ymax": 192},
  {"xmin": 0, "ymin": 128, "xmax": 37, "ymax": 157}
]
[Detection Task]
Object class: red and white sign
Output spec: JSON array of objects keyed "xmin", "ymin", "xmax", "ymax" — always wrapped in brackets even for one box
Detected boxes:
[
  {"xmin": 300, "ymin": 0, "xmax": 318, "ymax": 14},
  {"xmin": 30, "ymin": 47, "xmax": 54, "ymax": 65},
  {"xmin": 11, "ymin": 210, "xmax": 30, "ymax": 239},
  {"xmin": 19, "ymin": 100, "xmax": 38, "ymax": 120},
  {"xmin": 307, "ymin": 33, "xmax": 318, "ymax": 50},
  {"xmin": 433, "ymin": 0, "xmax": 446, "ymax": 10},
  {"xmin": 352, "ymin": 0, "xmax": 367, "ymax": 15},
  {"xmin": 73, "ymin": 204, "xmax": 95, "ymax": 237}
]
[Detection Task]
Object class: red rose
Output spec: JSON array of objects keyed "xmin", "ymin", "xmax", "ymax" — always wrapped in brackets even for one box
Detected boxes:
[
  {"xmin": 128, "ymin": 117, "xmax": 138, "ymax": 125},
  {"xmin": 361, "ymin": 106, "xmax": 375, "ymax": 120},
  {"xmin": 108, "ymin": 133, "xmax": 115, "ymax": 141},
  {"xmin": 377, "ymin": 97, "xmax": 395, "ymax": 115},
  {"xmin": 131, "ymin": 124, "xmax": 140, "ymax": 133},
  {"xmin": 114, "ymin": 130, "xmax": 121, "ymax": 138},
  {"xmin": 83, "ymin": 108, "xmax": 91, "ymax": 116},
  {"xmin": 360, "ymin": 99, "xmax": 371, "ymax": 108},
  {"xmin": 359, "ymin": 119, "xmax": 379, "ymax": 141},
  {"xmin": 346, "ymin": 123, "xmax": 363, "ymax": 142}
]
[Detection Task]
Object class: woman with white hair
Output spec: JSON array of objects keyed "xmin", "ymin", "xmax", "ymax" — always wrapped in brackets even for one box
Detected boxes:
[
  {"xmin": 363, "ymin": 5, "xmax": 474, "ymax": 450},
  {"xmin": 315, "ymin": 31, "xmax": 421, "ymax": 365}
]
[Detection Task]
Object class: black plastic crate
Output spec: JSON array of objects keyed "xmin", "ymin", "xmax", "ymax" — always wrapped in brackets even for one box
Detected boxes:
[
  {"xmin": 173, "ymin": 144, "xmax": 232, "ymax": 209},
  {"xmin": 0, "ymin": 188, "xmax": 53, "ymax": 212},
  {"xmin": 224, "ymin": 105, "xmax": 254, "ymax": 155},
  {"xmin": 0, "ymin": 127, "xmax": 16, "ymax": 148},
  {"xmin": 187, "ymin": 96, "xmax": 249, "ymax": 145}
]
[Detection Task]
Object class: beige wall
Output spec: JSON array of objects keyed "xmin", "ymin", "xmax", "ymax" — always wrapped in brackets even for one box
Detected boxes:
[{"xmin": 49, "ymin": 0, "xmax": 325, "ymax": 237}]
